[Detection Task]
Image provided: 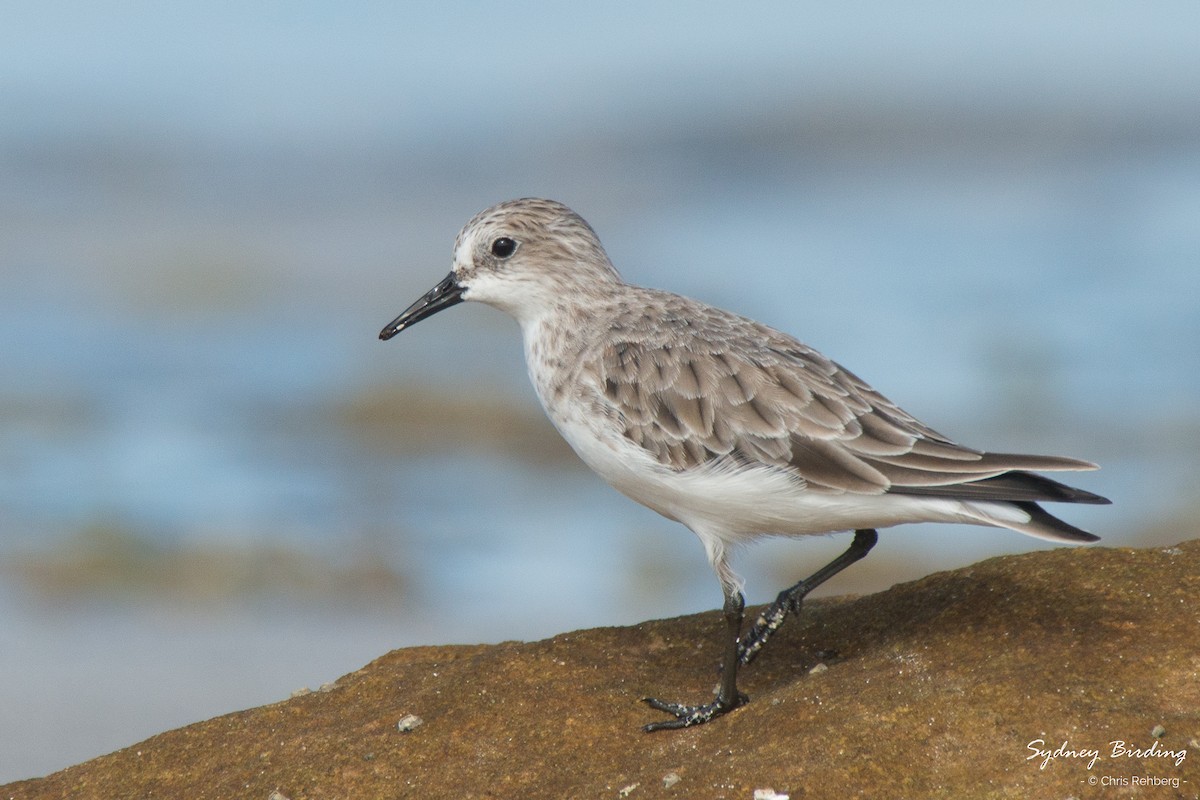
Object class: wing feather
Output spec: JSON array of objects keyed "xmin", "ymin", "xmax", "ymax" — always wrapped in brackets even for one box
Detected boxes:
[{"xmin": 587, "ymin": 294, "xmax": 1104, "ymax": 503}]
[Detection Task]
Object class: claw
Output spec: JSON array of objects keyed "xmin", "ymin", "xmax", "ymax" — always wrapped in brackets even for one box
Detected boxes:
[{"xmin": 641, "ymin": 692, "xmax": 749, "ymax": 732}]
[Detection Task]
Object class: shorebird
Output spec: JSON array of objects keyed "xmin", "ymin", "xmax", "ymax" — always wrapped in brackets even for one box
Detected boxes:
[{"xmin": 379, "ymin": 198, "xmax": 1109, "ymax": 731}]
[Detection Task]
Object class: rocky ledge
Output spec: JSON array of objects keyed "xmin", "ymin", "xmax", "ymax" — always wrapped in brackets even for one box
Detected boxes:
[{"xmin": 6, "ymin": 539, "xmax": 1199, "ymax": 799}]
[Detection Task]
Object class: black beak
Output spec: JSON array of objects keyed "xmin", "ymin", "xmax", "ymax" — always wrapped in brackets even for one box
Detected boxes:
[{"xmin": 379, "ymin": 272, "xmax": 465, "ymax": 340}]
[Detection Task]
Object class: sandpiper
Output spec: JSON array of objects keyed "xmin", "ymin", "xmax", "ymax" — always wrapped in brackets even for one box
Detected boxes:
[{"xmin": 379, "ymin": 198, "xmax": 1109, "ymax": 731}]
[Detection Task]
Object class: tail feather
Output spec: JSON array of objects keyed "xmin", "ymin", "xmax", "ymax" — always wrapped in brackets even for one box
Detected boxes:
[
  {"xmin": 1010, "ymin": 501, "xmax": 1101, "ymax": 542},
  {"xmin": 965, "ymin": 499, "xmax": 1102, "ymax": 544}
]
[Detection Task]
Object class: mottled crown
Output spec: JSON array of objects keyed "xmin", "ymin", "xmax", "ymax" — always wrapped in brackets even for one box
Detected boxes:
[{"xmin": 455, "ymin": 198, "xmax": 621, "ymax": 283}]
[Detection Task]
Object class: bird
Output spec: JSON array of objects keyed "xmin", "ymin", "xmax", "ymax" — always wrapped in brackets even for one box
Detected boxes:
[{"xmin": 378, "ymin": 197, "xmax": 1109, "ymax": 731}]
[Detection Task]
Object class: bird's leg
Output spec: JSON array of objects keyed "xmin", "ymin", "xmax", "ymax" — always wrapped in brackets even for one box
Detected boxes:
[
  {"xmin": 738, "ymin": 528, "xmax": 878, "ymax": 666},
  {"xmin": 641, "ymin": 529, "xmax": 877, "ymax": 731},
  {"xmin": 642, "ymin": 589, "xmax": 749, "ymax": 731}
]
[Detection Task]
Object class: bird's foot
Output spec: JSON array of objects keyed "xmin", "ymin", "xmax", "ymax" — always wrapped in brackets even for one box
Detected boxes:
[{"xmin": 641, "ymin": 691, "xmax": 749, "ymax": 732}]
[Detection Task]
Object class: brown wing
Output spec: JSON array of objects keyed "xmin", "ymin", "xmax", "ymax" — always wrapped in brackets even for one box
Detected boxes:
[{"xmin": 591, "ymin": 297, "xmax": 1103, "ymax": 504}]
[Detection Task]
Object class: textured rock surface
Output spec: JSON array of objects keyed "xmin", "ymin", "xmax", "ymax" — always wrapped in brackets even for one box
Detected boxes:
[{"xmin": 6, "ymin": 540, "xmax": 1199, "ymax": 799}]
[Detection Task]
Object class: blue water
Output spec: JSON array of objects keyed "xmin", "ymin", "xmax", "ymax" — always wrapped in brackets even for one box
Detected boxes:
[
  {"xmin": 3, "ymin": 0, "xmax": 1200, "ymax": 783},
  {"xmin": 4, "ymin": 150, "xmax": 1196, "ymax": 559}
]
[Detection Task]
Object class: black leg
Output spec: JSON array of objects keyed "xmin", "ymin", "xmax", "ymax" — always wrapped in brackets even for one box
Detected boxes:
[
  {"xmin": 738, "ymin": 528, "xmax": 878, "ymax": 666},
  {"xmin": 642, "ymin": 590, "xmax": 749, "ymax": 731},
  {"xmin": 641, "ymin": 528, "xmax": 877, "ymax": 732}
]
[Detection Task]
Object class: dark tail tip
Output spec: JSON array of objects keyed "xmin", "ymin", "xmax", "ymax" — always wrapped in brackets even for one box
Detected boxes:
[{"xmin": 1015, "ymin": 501, "xmax": 1102, "ymax": 542}]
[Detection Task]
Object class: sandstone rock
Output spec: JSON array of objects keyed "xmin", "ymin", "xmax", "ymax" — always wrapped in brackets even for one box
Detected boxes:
[{"xmin": 6, "ymin": 540, "xmax": 1199, "ymax": 799}]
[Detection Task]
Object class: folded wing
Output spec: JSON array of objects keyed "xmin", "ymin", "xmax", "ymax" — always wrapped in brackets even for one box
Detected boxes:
[{"xmin": 592, "ymin": 305, "xmax": 1109, "ymax": 512}]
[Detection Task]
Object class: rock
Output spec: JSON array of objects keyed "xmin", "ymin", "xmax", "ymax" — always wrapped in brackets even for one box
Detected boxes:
[
  {"xmin": 396, "ymin": 714, "xmax": 423, "ymax": 733},
  {"xmin": 5, "ymin": 541, "xmax": 1200, "ymax": 799}
]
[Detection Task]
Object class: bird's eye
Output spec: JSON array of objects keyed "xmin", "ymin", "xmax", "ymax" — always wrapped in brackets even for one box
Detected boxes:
[{"xmin": 490, "ymin": 237, "xmax": 517, "ymax": 258}]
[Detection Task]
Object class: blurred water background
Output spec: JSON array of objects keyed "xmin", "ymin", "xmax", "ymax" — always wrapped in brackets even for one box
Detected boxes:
[{"xmin": 2, "ymin": 0, "xmax": 1199, "ymax": 782}]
